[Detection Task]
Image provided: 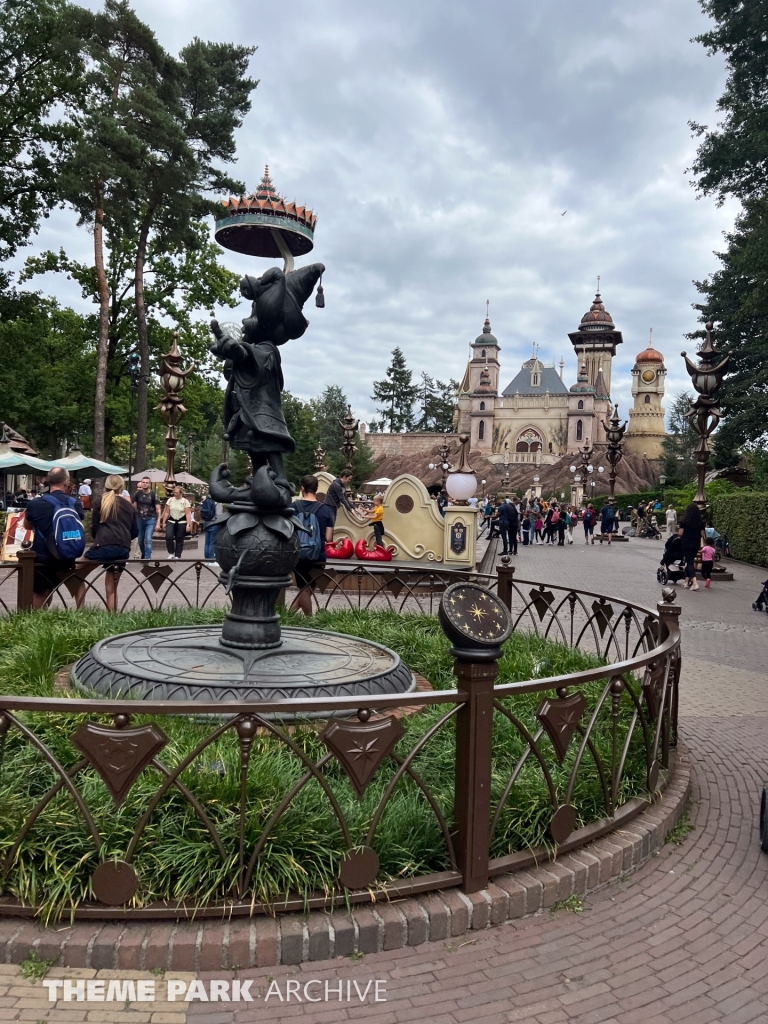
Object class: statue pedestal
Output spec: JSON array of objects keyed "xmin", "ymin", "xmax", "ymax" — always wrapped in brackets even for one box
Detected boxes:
[{"xmin": 219, "ymin": 574, "xmax": 292, "ymax": 649}]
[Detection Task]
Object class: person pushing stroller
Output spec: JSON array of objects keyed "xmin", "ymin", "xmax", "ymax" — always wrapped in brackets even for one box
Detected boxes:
[{"xmin": 753, "ymin": 579, "xmax": 768, "ymax": 614}]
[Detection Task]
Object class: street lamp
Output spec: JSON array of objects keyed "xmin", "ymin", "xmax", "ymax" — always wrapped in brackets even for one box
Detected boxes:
[
  {"xmin": 445, "ymin": 435, "xmax": 477, "ymax": 504},
  {"xmin": 659, "ymin": 473, "xmax": 667, "ymax": 506},
  {"xmin": 481, "ymin": 479, "xmax": 487, "ymax": 500}
]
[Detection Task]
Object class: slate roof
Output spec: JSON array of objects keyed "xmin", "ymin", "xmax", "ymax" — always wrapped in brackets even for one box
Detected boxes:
[{"xmin": 502, "ymin": 364, "xmax": 570, "ymax": 397}]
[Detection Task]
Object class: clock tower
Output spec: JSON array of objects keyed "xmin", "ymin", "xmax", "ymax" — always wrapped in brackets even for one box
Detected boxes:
[{"xmin": 624, "ymin": 332, "xmax": 667, "ymax": 461}]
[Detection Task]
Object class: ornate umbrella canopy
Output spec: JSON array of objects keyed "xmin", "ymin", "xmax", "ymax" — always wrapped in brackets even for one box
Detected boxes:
[
  {"xmin": 215, "ymin": 166, "xmax": 317, "ymax": 271},
  {"xmin": 51, "ymin": 444, "xmax": 126, "ymax": 476}
]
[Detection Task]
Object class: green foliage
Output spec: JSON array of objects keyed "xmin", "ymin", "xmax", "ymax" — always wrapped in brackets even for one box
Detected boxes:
[
  {"xmin": 711, "ymin": 492, "xmax": 768, "ymax": 567},
  {"xmin": 666, "ymin": 812, "xmax": 694, "ymax": 847},
  {"xmin": 283, "ymin": 391, "xmax": 319, "ymax": 486},
  {"xmin": 416, "ymin": 373, "xmax": 458, "ymax": 433},
  {"xmin": 661, "ymin": 392, "xmax": 698, "ymax": 486},
  {"xmin": 0, "ymin": 607, "xmax": 648, "ymax": 921},
  {"xmin": 690, "ymin": 2, "xmax": 768, "ymax": 205},
  {"xmin": 0, "ymin": 0, "xmax": 92, "ymax": 258},
  {"xmin": 310, "ymin": 385, "xmax": 348, "ymax": 474},
  {"xmin": 692, "ymin": 199, "xmax": 768, "ymax": 453},
  {"xmin": 371, "ymin": 347, "xmax": 418, "ymax": 432},
  {"xmin": 0, "ymin": 282, "xmax": 93, "ymax": 457},
  {"xmin": 689, "ymin": 5, "xmax": 768, "ymax": 452},
  {"xmin": 19, "ymin": 949, "xmax": 57, "ymax": 981}
]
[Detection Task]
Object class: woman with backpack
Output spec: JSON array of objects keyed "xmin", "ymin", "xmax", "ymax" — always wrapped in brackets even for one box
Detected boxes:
[
  {"xmin": 582, "ymin": 504, "xmax": 596, "ymax": 544},
  {"xmin": 290, "ymin": 474, "xmax": 335, "ymax": 616},
  {"xmin": 86, "ymin": 475, "xmax": 138, "ymax": 612}
]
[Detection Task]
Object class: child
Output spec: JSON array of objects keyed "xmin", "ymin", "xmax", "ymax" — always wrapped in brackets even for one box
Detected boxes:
[
  {"xmin": 753, "ymin": 579, "xmax": 768, "ymax": 613},
  {"xmin": 366, "ymin": 495, "xmax": 385, "ymax": 546},
  {"xmin": 700, "ymin": 541, "xmax": 716, "ymax": 588}
]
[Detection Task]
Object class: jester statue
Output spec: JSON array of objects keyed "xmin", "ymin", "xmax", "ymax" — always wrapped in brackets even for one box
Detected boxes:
[
  {"xmin": 209, "ymin": 263, "xmax": 324, "ymax": 508},
  {"xmin": 206, "ymin": 262, "xmax": 325, "ymax": 649}
]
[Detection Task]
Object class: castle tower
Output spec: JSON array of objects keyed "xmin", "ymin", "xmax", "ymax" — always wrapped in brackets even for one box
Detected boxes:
[
  {"xmin": 457, "ymin": 314, "xmax": 500, "ymax": 452},
  {"xmin": 625, "ymin": 333, "xmax": 667, "ymax": 461},
  {"xmin": 568, "ymin": 288, "xmax": 623, "ymax": 395}
]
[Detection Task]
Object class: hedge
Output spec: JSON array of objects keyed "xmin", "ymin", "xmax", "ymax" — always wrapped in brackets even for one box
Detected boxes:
[{"xmin": 711, "ymin": 493, "xmax": 768, "ymax": 568}]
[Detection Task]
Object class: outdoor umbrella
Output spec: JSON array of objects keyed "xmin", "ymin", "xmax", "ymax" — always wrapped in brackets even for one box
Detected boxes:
[
  {"xmin": 0, "ymin": 435, "xmax": 56, "ymax": 507},
  {"xmin": 51, "ymin": 444, "xmax": 127, "ymax": 476},
  {"xmin": 364, "ymin": 477, "xmax": 393, "ymax": 488},
  {"xmin": 129, "ymin": 468, "xmax": 166, "ymax": 483},
  {"xmin": 174, "ymin": 471, "xmax": 207, "ymax": 486}
]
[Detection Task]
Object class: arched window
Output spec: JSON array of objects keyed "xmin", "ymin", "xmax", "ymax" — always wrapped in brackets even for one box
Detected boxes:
[
  {"xmin": 481, "ymin": 349, "xmax": 486, "ymax": 358},
  {"xmin": 479, "ymin": 401, "xmax": 485, "ymax": 411},
  {"xmin": 576, "ymin": 419, "xmax": 583, "ymax": 441},
  {"xmin": 478, "ymin": 420, "xmax": 485, "ymax": 441},
  {"xmin": 644, "ymin": 394, "xmax": 651, "ymax": 404},
  {"xmin": 515, "ymin": 427, "xmax": 543, "ymax": 453},
  {"xmin": 577, "ymin": 399, "xmax": 584, "ymax": 410}
]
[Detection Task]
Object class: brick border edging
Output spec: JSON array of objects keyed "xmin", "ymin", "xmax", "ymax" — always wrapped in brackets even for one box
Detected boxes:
[{"xmin": 0, "ymin": 752, "xmax": 691, "ymax": 971}]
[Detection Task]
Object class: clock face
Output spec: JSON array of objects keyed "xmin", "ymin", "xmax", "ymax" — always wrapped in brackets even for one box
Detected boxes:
[
  {"xmin": 641, "ymin": 369, "xmax": 656, "ymax": 384},
  {"xmin": 439, "ymin": 583, "xmax": 512, "ymax": 648}
]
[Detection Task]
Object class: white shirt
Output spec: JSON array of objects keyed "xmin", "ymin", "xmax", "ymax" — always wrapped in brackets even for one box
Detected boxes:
[{"xmin": 78, "ymin": 484, "xmax": 92, "ymax": 497}]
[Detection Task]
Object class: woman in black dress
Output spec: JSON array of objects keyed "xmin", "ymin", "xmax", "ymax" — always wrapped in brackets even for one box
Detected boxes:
[{"xmin": 678, "ymin": 502, "xmax": 704, "ymax": 591}]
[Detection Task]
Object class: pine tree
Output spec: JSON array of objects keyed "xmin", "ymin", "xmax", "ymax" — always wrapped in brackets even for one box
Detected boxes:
[
  {"xmin": 661, "ymin": 393, "xmax": 698, "ymax": 486},
  {"xmin": 310, "ymin": 385, "xmax": 349, "ymax": 475},
  {"xmin": 371, "ymin": 347, "xmax": 417, "ymax": 432}
]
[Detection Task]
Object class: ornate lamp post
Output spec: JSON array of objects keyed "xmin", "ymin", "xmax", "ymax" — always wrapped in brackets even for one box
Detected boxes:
[
  {"xmin": 569, "ymin": 442, "xmax": 595, "ymax": 505},
  {"xmin": 313, "ymin": 444, "xmax": 326, "ymax": 472},
  {"xmin": 445, "ymin": 435, "xmax": 477, "ymax": 505},
  {"xmin": 155, "ymin": 333, "xmax": 195, "ymax": 489},
  {"xmin": 339, "ymin": 405, "xmax": 359, "ymax": 472},
  {"xmin": 601, "ymin": 403, "xmax": 627, "ymax": 501},
  {"xmin": 681, "ymin": 322, "xmax": 731, "ymax": 511}
]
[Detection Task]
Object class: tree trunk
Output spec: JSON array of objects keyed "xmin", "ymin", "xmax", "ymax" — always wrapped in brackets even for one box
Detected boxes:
[
  {"xmin": 133, "ymin": 210, "xmax": 153, "ymax": 474},
  {"xmin": 93, "ymin": 186, "xmax": 110, "ymax": 460}
]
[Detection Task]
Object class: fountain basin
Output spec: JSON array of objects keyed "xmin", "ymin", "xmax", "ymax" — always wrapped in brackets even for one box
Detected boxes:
[{"xmin": 70, "ymin": 626, "xmax": 415, "ymax": 714}]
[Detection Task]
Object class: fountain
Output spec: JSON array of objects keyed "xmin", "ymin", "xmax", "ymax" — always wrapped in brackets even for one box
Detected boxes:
[{"xmin": 72, "ymin": 168, "xmax": 415, "ymax": 711}]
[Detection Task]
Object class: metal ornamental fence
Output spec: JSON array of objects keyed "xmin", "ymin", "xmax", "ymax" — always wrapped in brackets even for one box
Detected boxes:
[{"xmin": 0, "ymin": 560, "xmax": 681, "ymax": 920}]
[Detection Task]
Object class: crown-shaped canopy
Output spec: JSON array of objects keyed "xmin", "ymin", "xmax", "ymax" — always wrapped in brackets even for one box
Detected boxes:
[{"xmin": 215, "ymin": 165, "xmax": 317, "ymax": 259}]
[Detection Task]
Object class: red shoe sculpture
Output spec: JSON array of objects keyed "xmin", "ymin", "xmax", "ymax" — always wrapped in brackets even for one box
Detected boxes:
[
  {"xmin": 355, "ymin": 538, "xmax": 395, "ymax": 561},
  {"xmin": 325, "ymin": 538, "xmax": 354, "ymax": 559}
]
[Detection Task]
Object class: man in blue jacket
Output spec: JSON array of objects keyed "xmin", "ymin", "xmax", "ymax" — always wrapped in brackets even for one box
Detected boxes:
[{"xmin": 497, "ymin": 499, "xmax": 519, "ymax": 556}]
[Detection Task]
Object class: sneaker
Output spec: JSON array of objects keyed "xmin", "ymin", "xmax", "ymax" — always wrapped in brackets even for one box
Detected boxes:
[
  {"xmin": 691, "ymin": 579, "xmax": 699, "ymax": 591},
  {"xmin": 705, "ymin": 579, "xmax": 710, "ymax": 588},
  {"xmin": 167, "ymin": 554, "xmax": 176, "ymax": 560}
]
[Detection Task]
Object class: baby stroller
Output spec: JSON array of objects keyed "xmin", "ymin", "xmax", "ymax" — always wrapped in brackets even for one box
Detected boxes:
[
  {"xmin": 657, "ymin": 535, "xmax": 687, "ymax": 585},
  {"xmin": 752, "ymin": 579, "xmax": 768, "ymax": 615},
  {"xmin": 640, "ymin": 516, "xmax": 662, "ymax": 540}
]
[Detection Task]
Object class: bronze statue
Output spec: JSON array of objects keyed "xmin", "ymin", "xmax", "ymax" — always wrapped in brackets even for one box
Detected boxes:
[{"xmin": 209, "ymin": 263, "xmax": 324, "ymax": 508}]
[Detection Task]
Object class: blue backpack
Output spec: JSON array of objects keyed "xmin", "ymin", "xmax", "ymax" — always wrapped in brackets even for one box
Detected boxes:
[
  {"xmin": 294, "ymin": 505, "xmax": 324, "ymax": 561},
  {"xmin": 602, "ymin": 504, "xmax": 615, "ymax": 523},
  {"xmin": 43, "ymin": 494, "xmax": 86, "ymax": 560}
]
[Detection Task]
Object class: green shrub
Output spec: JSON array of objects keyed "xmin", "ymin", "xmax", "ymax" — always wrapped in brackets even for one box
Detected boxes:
[{"xmin": 711, "ymin": 492, "xmax": 768, "ymax": 567}]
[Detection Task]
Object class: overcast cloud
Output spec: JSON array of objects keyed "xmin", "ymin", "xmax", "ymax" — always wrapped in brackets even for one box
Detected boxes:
[{"xmin": 13, "ymin": 0, "xmax": 738, "ymax": 425}]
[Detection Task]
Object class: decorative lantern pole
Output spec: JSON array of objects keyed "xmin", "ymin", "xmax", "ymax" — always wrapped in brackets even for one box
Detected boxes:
[
  {"xmin": 445, "ymin": 434, "xmax": 477, "ymax": 505},
  {"xmin": 339, "ymin": 405, "xmax": 359, "ymax": 472},
  {"xmin": 569, "ymin": 442, "xmax": 595, "ymax": 505},
  {"xmin": 438, "ymin": 436, "xmax": 451, "ymax": 487},
  {"xmin": 313, "ymin": 444, "xmax": 326, "ymax": 473},
  {"xmin": 155, "ymin": 333, "xmax": 195, "ymax": 489},
  {"xmin": 681, "ymin": 322, "xmax": 731, "ymax": 511},
  {"xmin": 601, "ymin": 404, "xmax": 627, "ymax": 501}
]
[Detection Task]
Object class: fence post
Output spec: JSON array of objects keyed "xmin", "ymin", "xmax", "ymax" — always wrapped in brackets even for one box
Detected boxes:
[
  {"xmin": 453, "ymin": 650, "xmax": 499, "ymax": 893},
  {"xmin": 496, "ymin": 559, "xmax": 515, "ymax": 610},
  {"xmin": 656, "ymin": 586, "xmax": 682, "ymax": 752},
  {"xmin": 16, "ymin": 549, "xmax": 35, "ymax": 611}
]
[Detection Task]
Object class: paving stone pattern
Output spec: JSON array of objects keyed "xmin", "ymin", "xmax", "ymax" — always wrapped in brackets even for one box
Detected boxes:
[{"xmin": 2, "ymin": 542, "xmax": 768, "ymax": 1022}]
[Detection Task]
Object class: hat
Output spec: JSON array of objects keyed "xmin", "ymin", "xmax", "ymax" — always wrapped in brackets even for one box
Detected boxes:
[{"xmin": 84, "ymin": 478, "xmax": 92, "ymax": 484}]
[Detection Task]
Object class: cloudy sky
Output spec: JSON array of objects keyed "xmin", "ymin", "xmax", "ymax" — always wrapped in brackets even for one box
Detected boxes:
[{"xmin": 15, "ymin": 0, "xmax": 738, "ymax": 425}]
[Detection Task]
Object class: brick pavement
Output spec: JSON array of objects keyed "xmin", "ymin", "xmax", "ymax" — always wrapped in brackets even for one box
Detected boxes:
[{"xmin": 2, "ymin": 542, "xmax": 767, "ymax": 1022}]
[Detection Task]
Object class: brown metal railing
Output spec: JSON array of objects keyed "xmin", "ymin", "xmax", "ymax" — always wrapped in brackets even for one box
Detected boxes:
[{"xmin": 0, "ymin": 564, "xmax": 681, "ymax": 920}]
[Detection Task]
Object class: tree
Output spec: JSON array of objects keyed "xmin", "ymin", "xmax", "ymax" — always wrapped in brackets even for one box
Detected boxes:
[
  {"xmin": 371, "ymin": 347, "xmax": 417, "ymax": 432},
  {"xmin": 689, "ymin": 3, "xmax": 768, "ymax": 453},
  {"xmin": 692, "ymin": 200, "xmax": 768, "ymax": 453},
  {"xmin": 661, "ymin": 392, "xmax": 699, "ymax": 486},
  {"xmin": 310, "ymin": 385, "xmax": 349, "ymax": 475},
  {"xmin": 0, "ymin": 273, "xmax": 93, "ymax": 456},
  {"xmin": 282, "ymin": 392, "xmax": 319, "ymax": 486},
  {"xmin": 689, "ymin": 3, "xmax": 768, "ymax": 206},
  {"xmin": 0, "ymin": 0, "xmax": 92, "ymax": 258}
]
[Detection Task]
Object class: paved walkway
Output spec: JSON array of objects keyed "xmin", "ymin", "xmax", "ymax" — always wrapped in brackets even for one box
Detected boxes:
[{"xmin": 3, "ymin": 542, "xmax": 768, "ymax": 1023}]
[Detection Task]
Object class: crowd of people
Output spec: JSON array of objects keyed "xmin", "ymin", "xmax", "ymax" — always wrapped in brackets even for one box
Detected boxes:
[{"xmin": 479, "ymin": 496, "xmax": 624, "ymax": 553}]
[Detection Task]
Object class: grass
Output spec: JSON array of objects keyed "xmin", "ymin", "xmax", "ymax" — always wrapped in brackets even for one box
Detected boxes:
[
  {"xmin": 0, "ymin": 607, "xmax": 649, "ymax": 922},
  {"xmin": 666, "ymin": 812, "xmax": 694, "ymax": 846}
]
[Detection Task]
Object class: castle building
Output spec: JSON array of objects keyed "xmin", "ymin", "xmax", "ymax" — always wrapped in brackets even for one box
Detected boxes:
[{"xmin": 455, "ymin": 290, "xmax": 666, "ymax": 466}]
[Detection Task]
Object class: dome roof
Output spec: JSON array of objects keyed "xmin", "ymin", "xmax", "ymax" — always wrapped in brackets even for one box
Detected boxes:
[
  {"xmin": 636, "ymin": 344, "xmax": 664, "ymax": 364},
  {"xmin": 579, "ymin": 292, "xmax": 615, "ymax": 331},
  {"xmin": 474, "ymin": 317, "xmax": 498, "ymax": 346},
  {"xmin": 569, "ymin": 363, "xmax": 595, "ymax": 394}
]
